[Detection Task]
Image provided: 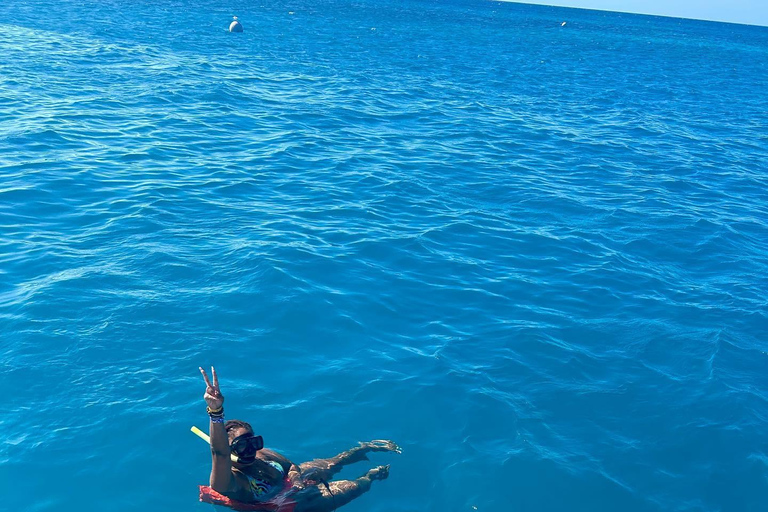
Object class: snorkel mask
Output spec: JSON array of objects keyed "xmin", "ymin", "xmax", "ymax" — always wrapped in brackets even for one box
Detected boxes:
[{"xmin": 230, "ymin": 432, "xmax": 264, "ymax": 464}]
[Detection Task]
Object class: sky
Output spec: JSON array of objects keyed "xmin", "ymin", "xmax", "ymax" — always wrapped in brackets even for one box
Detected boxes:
[{"xmin": 501, "ymin": 0, "xmax": 768, "ymax": 27}]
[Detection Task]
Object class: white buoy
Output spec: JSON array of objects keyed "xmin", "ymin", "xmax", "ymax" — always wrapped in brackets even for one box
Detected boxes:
[
  {"xmin": 561, "ymin": 21, "xmax": 567, "ymax": 27},
  {"xmin": 229, "ymin": 16, "xmax": 243, "ymax": 33}
]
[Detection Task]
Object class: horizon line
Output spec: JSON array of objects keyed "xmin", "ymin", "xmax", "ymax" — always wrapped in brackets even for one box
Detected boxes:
[{"xmin": 492, "ymin": 0, "xmax": 768, "ymax": 29}]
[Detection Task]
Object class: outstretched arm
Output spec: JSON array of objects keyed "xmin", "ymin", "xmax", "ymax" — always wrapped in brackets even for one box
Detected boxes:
[{"xmin": 200, "ymin": 366, "xmax": 232, "ymax": 493}]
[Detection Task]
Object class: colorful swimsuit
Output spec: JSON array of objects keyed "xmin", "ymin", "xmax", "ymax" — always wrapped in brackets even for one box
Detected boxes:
[
  {"xmin": 199, "ymin": 462, "xmax": 298, "ymax": 512},
  {"xmin": 240, "ymin": 461, "xmax": 287, "ymax": 500}
]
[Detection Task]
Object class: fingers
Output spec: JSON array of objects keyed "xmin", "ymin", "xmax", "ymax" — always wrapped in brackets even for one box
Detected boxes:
[
  {"xmin": 212, "ymin": 366, "xmax": 219, "ymax": 389},
  {"xmin": 199, "ymin": 366, "xmax": 212, "ymax": 388}
]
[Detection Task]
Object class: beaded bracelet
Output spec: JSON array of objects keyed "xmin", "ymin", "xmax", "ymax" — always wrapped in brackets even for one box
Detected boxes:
[{"xmin": 207, "ymin": 405, "xmax": 225, "ymax": 425}]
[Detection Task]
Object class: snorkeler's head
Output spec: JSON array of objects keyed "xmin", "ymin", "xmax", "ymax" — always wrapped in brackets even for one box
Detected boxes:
[
  {"xmin": 224, "ymin": 419, "xmax": 252, "ymax": 439},
  {"xmin": 225, "ymin": 419, "xmax": 263, "ymax": 465}
]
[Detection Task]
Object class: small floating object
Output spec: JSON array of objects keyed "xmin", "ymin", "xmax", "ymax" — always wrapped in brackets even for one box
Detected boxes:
[
  {"xmin": 288, "ymin": 11, "xmax": 295, "ymax": 15},
  {"xmin": 229, "ymin": 16, "xmax": 243, "ymax": 33},
  {"xmin": 561, "ymin": 21, "xmax": 567, "ymax": 27}
]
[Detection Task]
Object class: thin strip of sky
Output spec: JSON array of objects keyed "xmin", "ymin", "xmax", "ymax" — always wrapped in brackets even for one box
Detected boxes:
[{"xmin": 497, "ymin": 0, "xmax": 768, "ymax": 27}]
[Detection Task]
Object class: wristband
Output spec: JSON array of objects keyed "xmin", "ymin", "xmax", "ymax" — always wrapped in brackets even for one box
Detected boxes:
[
  {"xmin": 211, "ymin": 416, "xmax": 225, "ymax": 424},
  {"xmin": 207, "ymin": 405, "xmax": 224, "ymax": 416}
]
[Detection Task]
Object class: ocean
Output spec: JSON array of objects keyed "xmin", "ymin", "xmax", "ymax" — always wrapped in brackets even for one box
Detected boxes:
[{"xmin": 1, "ymin": 0, "xmax": 767, "ymax": 511}]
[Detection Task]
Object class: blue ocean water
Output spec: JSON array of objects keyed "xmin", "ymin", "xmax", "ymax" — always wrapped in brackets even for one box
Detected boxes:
[{"xmin": 1, "ymin": 0, "xmax": 767, "ymax": 510}]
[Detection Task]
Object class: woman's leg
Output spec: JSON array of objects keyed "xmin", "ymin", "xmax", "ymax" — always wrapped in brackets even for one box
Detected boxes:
[
  {"xmin": 297, "ymin": 440, "xmax": 399, "ymax": 482},
  {"xmin": 293, "ymin": 465, "xmax": 390, "ymax": 512}
]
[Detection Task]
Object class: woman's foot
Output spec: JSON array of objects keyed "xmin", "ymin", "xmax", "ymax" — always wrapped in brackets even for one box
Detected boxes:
[
  {"xmin": 366, "ymin": 464, "xmax": 390, "ymax": 481},
  {"xmin": 360, "ymin": 440, "xmax": 402, "ymax": 453}
]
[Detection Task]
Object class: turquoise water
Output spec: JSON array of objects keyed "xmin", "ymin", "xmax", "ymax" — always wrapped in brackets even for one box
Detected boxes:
[{"xmin": 2, "ymin": 0, "xmax": 767, "ymax": 511}]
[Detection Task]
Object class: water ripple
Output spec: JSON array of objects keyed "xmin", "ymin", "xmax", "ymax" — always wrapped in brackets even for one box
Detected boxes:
[{"xmin": 2, "ymin": 1, "xmax": 768, "ymax": 511}]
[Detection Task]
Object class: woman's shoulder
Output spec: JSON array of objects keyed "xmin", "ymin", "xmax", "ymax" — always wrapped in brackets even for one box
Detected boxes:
[{"xmin": 257, "ymin": 449, "xmax": 292, "ymax": 473}]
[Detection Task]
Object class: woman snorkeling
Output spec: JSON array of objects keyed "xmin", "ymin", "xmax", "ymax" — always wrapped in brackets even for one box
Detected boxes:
[{"xmin": 198, "ymin": 366, "xmax": 400, "ymax": 511}]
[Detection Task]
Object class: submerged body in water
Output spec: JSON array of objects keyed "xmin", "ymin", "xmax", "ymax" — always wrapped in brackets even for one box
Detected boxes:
[{"xmin": 198, "ymin": 367, "xmax": 400, "ymax": 511}]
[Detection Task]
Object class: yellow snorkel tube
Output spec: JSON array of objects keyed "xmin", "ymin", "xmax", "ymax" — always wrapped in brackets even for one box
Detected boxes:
[{"xmin": 191, "ymin": 425, "xmax": 241, "ymax": 464}]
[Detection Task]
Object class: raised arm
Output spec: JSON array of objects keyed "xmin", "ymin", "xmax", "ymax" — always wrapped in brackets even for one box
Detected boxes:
[{"xmin": 199, "ymin": 366, "xmax": 232, "ymax": 493}]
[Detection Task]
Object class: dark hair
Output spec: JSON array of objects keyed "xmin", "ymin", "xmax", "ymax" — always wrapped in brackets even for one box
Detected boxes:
[{"xmin": 224, "ymin": 419, "xmax": 253, "ymax": 435}]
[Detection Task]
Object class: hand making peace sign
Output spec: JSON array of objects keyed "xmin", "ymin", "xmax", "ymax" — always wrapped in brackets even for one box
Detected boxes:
[{"xmin": 199, "ymin": 366, "xmax": 224, "ymax": 410}]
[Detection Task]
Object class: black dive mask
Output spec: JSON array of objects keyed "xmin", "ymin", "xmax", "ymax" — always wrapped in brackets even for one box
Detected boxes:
[{"xmin": 230, "ymin": 432, "xmax": 263, "ymax": 464}]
